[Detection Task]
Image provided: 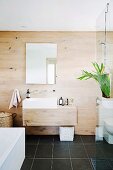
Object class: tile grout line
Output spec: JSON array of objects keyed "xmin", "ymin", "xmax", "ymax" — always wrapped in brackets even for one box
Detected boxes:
[
  {"xmin": 80, "ymin": 136, "xmax": 94, "ymax": 170},
  {"xmin": 101, "ymin": 148, "xmax": 113, "ymax": 169},
  {"xmin": 32, "ymin": 157, "xmax": 74, "ymax": 159},
  {"xmin": 30, "ymin": 137, "xmax": 40, "ymax": 170},
  {"xmin": 51, "ymin": 137, "xmax": 54, "ymax": 170},
  {"xmin": 68, "ymin": 142, "xmax": 74, "ymax": 170},
  {"xmin": 94, "ymin": 141, "xmax": 104, "ymax": 170},
  {"xmin": 90, "ymin": 158, "xmax": 96, "ymax": 170},
  {"xmin": 97, "ymin": 140, "xmax": 113, "ymax": 170},
  {"xmin": 107, "ymin": 159, "xmax": 113, "ymax": 170},
  {"xmin": 52, "ymin": 136, "xmax": 54, "ymax": 159},
  {"xmin": 100, "ymin": 142, "xmax": 113, "ymax": 170}
]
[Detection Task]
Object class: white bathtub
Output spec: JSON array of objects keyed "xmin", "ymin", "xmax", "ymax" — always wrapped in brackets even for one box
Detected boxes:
[{"xmin": 0, "ymin": 128, "xmax": 25, "ymax": 170}]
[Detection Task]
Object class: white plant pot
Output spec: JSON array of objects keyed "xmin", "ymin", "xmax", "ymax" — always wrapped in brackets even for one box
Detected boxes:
[{"xmin": 102, "ymin": 97, "xmax": 113, "ymax": 108}]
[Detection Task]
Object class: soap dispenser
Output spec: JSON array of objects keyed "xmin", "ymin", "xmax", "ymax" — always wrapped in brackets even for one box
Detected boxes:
[
  {"xmin": 26, "ymin": 89, "xmax": 30, "ymax": 98},
  {"xmin": 59, "ymin": 97, "xmax": 63, "ymax": 105}
]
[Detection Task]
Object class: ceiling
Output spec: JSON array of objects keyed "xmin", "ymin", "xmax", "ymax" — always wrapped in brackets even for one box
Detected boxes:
[{"xmin": 0, "ymin": 0, "xmax": 109, "ymax": 31}]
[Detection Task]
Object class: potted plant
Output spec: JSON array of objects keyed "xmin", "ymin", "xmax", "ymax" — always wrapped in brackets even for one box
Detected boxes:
[{"xmin": 78, "ymin": 62, "xmax": 113, "ymax": 108}]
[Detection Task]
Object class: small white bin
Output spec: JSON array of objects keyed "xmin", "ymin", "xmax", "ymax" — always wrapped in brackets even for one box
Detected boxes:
[{"xmin": 59, "ymin": 126, "xmax": 74, "ymax": 141}]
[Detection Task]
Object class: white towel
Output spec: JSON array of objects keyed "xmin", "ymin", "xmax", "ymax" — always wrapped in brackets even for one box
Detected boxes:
[{"xmin": 9, "ymin": 89, "xmax": 21, "ymax": 109}]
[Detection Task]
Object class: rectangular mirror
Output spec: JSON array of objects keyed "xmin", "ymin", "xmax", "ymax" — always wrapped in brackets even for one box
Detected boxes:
[{"xmin": 26, "ymin": 43, "xmax": 57, "ymax": 84}]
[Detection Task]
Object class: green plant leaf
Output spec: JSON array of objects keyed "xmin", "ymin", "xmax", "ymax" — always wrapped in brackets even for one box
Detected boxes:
[
  {"xmin": 77, "ymin": 62, "xmax": 110, "ymax": 98},
  {"xmin": 99, "ymin": 74, "xmax": 110, "ymax": 98},
  {"xmin": 92, "ymin": 62, "xmax": 101, "ymax": 74},
  {"xmin": 100, "ymin": 63, "xmax": 104, "ymax": 74}
]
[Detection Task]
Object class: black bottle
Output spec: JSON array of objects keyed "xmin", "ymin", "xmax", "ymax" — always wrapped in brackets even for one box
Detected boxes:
[
  {"xmin": 59, "ymin": 97, "xmax": 63, "ymax": 105},
  {"xmin": 26, "ymin": 89, "xmax": 30, "ymax": 98}
]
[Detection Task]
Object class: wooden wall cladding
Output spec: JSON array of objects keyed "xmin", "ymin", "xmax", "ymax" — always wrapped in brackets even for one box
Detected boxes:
[{"xmin": 0, "ymin": 31, "xmax": 100, "ymax": 135}]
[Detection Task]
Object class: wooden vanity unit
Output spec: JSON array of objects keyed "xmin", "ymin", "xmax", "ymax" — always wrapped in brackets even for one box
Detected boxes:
[{"xmin": 23, "ymin": 106, "xmax": 77, "ymax": 127}]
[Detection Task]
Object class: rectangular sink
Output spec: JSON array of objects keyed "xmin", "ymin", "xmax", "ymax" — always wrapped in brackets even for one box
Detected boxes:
[{"xmin": 23, "ymin": 97, "xmax": 57, "ymax": 109}]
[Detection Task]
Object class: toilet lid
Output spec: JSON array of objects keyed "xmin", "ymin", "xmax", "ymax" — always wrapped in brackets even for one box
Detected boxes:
[{"xmin": 104, "ymin": 118, "xmax": 113, "ymax": 126}]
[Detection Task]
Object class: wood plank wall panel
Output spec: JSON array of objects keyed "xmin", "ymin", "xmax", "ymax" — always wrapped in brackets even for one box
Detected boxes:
[{"xmin": 0, "ymin": 31, "xmax": 99, "ymax": 135}]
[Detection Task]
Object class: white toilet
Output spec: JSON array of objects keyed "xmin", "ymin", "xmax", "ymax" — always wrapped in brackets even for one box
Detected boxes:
[
  {"xmin": 96, "ymin": 103, "xmax": 113, "ymax": 144},
  {"xmin": 103, "ymin": 117, "xmax": 113, "ymax": 144}
]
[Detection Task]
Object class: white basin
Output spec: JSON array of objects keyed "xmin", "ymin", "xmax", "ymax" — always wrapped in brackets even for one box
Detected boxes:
[{"xmin": 23, "ymin": 98, "xmax": 57, "ymax": 109}]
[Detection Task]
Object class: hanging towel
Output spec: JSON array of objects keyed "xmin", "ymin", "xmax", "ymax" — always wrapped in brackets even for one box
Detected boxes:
[{"xmin": 9, "ymin": 89, "xmax": 21, "ymax": 109}]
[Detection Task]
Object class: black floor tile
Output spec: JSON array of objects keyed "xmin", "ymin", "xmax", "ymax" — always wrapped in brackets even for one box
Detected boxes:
[
  {"xmin": 108, "ymin": 159, "xmax": 113, "ymax": 169},
  {"xmin": 70, "ymin": 144, "xmax": 87, "ymax": 158},
  {"xmin": 73, "ymin": 135, "xmax": 83, "ymax": 143},
  {"xmin": 32, "ymin": 159, "xmax": 52, "ymax": 170},
  {"xmin": 25, "ymin": 144, "xmax": 37, "ymax": 158},
  {"xmin": 100, "ymin": 143, "xmax": 113, "ymax": 159},
  {"xmin": 91, "ymin": 159, "xmax": 113, "ymax": 170},
  {"xmin": 52, "ymin": 159, "xmax": 72, "ymax": 170},
  {"xmin": 72, "ymin": 158, "xmax": 93, "ymax": 170},
  {"xmin": 81, "ymin": 135, "xmax": 95, "ymax": 144},
  {"xmin": 68, "ymin": 135, "xmax": 82, "ymax": 147},
  {"xmin": 85, "ymin": 144, "xmax": 105, "ymax": 159},
  {"xmin": 23, "ymin": 135, "xmax": 113, "ymax": 170},
  {"xmin": 39, "ymin": 135, "xmax": 53, "ymax": 144},
  {"xmin": 53, "ymin": 144, "xmax": 70, "ymax": 158},
  {"xmin": 85, "ymin": 144, "xmax": 96, "ymax": 158},
  {"xmin": 21, "ymin": 158, "xmax": 33, "ymax": 170},
  {"xmin": 26, "ymin": 135, "xmax": 39, "ymax": 145},
  {"xmin": 54, "ymin": 135, "xmax": 69, "ymax": 145},
  {"xmin": 53, "ymin": 135, "xmax": 60, "ymax": 142},
  {"xmin": 35, "ymin": 144, "xmax": 52, "ymax": 158}
]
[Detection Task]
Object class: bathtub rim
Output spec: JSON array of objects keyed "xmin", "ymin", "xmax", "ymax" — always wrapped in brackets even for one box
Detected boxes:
[{"xmin": 0, "ymin": 127, "xmax": 25, "ymax": 169}]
